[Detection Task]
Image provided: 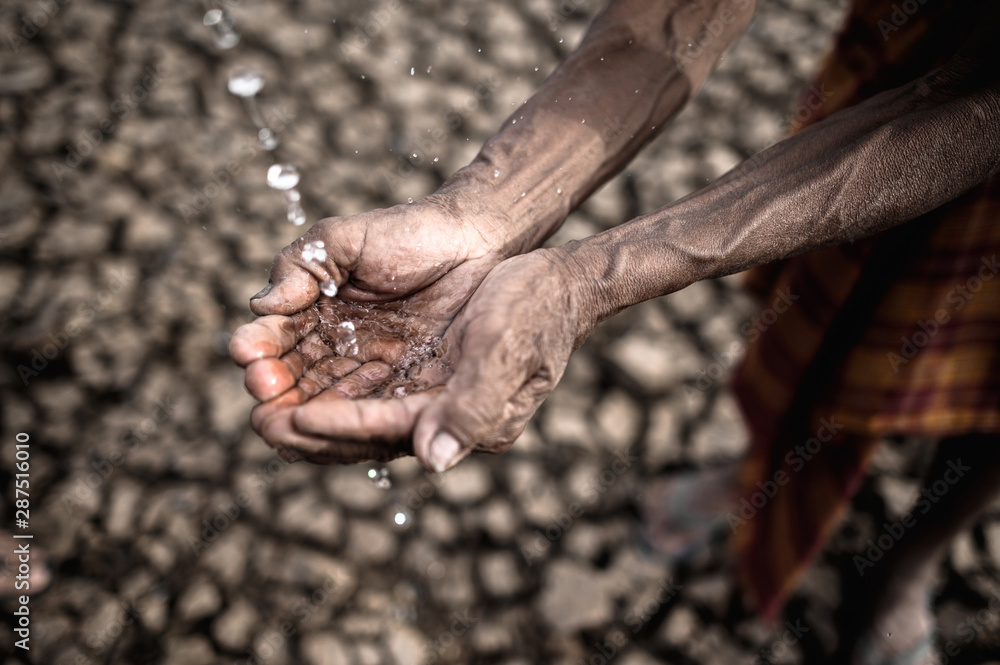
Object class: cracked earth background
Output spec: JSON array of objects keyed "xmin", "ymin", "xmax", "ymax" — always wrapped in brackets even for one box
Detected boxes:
[{"xmin": 2, "ymin": 0, "xmax": 1000, "ymax": 663}]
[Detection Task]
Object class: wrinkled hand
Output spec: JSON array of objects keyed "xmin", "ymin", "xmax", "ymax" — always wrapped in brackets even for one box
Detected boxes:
[
  {"xmin": 266, "ymin": 247, "xmax": 597, "ymax": 472},
  {"xmin": 229, "ymin": 196, "xmax": 513, "ymax": 464}
]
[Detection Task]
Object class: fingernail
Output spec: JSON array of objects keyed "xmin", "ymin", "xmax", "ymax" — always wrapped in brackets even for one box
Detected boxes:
[
  {"xmin": 252, "ymin": 283, "xmax": 273, "ymax": 300},
  {"xmin": 428, "ymin": 431, "xmax": 462, "ymax": 473}
]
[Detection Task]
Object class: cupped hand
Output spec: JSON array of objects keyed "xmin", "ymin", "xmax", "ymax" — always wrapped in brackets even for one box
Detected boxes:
[
  {"xmin": 275, "ymin": 246, "xmax": 599, "ymax": 472},
  {"xmin": 229, "ymin": 195, "xmax": 514, "ymax": 463}
]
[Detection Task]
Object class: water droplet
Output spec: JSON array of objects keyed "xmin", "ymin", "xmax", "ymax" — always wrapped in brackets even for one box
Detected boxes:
[
  {"xmin": 432, "ymin": 157, "xmax": 439, "ymax": 163},
  {"xmin": 426, "ymin": 65, "xmax": 432, "ymax": 73},
  {"xmin": 512, "ymin": 119, "xmax": 516, "ymax": 124},
  {"xmin": 367, "ymin": 465, "xmax": 391, "ymax": 489},
  {"xmin": 227, "ymin": 68, "xmax": 264, "ymax": 97},
  {"xmin": 287, "ymin": 201, "xmax": 306, "ymax": 226},
  {"xmin": 410, "ymin": 67, "xmax": 414, "ymax": 75},
  {"xmin": 204, "ymin": 9, "xmax": 240, "ymax": 49},
  {"xmin": 392, "ymin": 506, "xmax": 412, "ymax": 527},
  {"xmin": 556, "ymin": 187, "xmax": 562, "ymax": 194},
  {"xmin": 407, "ymin": 197, "xmax": 413, "ymax": 203},
  {"xmin": 320, "ymin": 280, "xmax": 338, "ymax": 297},
  {"xmin": 493, "ymin": 169, "xmax": 500, "ymax": 178},
  {"xmin": 520, "ymin": 191, "xmax": 526, "ymax": 197},
  {"xmin": 581, "ymin": 119, "xmax": 586, "ymax": 123},
  {"xmin": 534, "ymin": 66, "xmax": 539, "ymax": 71},
  {"xmin": 333, "ymin": 321, "xmax": 359, "ymax": 356},
  {"xmin": 887, "ymin": 633, "xmax": 892, "ymax": 638},
  {"xmin": 302, "ymin": 240, "xmax": 327, "ymax": 264},
  {"xmin": 258, "ymin": 128, "xmax": 279, "ymax": 150},
  {"xmin": 266, "ymin": 163, "xmax": 300, "ymax": 190}
]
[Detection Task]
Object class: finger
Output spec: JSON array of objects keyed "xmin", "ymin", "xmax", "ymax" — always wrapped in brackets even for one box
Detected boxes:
[
  {"xmin": 244, "ymin": 351, "xmax": 306, "ymax": 402},
  {"xmin": 328, "ymin": 361, "xmax": 393, "ymax": 399},
  {"xmin": 250, "ymin": 387, "xmax": 309, "ymax": 435},
  {"xmin": 250, "ymin": 250, "xmax": 324, "ymax": 316},
  {"xmin": 296, "ymin": 330, "xmax": 334, "ymax": 364},
  {"xmin": 353, "ymin": 328, "xmax": 410, "ymax": 365},
  {"xmin": 229, "ymin": 310, "xmax": 319, "ymax": 366},
  {"xmin": 259, "ymin": 402, "xmax": 408, "ymax": 464},
  {"xmin": 293, "ymin": 386, "xmax": 443, "ymax": 442},
  {"xmin": 299, "ymin": 356, "xmax": 362, "ymax": 397}
]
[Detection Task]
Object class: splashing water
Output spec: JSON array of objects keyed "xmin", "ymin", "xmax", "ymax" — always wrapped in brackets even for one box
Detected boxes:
[
  {"xmin": 333, "ymin": 321, "xmax": 359, "ymax": 356},
  {"xmin": 227, "ymin": 69, "xmax": 280, "ymax": 151},
  {"xmin": 204, "ymin": 9, "xmax": 240, "ymax": 49},
  {"xmin": 390, "ymin": 503, "xmax": 413, "ymax": 529},
  {"xmin": 320, "ymin": 280, "xmax": 338, "ymax": 297},
  {"xmin": 266, "ymin": 163, "xmax": 300, "ymax": 190},
  {"xmin": 258, "ymin": 128, "xmax": 279, "ymax": 151},
  {"xmin": 266, "ymin": 164, "xmax": 306, "ymax": 226},
  {"xmin": 227, "ymin": 68, "xmax": 264, "ymax": 97},
  {"xmin": 367, "ymin": 465, "xmax": 392, "ymax": 490},
  {"xmin": 302, "ymin": 240, "xmax": 326, "ymax": 264}
]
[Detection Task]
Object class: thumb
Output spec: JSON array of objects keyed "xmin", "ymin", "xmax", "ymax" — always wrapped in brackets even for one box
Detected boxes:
[
  {"xmin": 250, "ymin": 250, "xmax": 323, "ymax": 316},
  {"xmin": 413, "ymin": 331, "xmax": 541, "ymax": 473}
]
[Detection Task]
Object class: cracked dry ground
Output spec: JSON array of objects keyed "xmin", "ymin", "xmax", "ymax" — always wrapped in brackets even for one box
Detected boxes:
[{"xmin": 2, "ymin": 0, "xmax": 1000, "ymax": 664}]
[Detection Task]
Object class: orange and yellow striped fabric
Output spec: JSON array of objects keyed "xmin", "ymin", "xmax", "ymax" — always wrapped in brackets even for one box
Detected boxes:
[{"xmin": 730, "ymin": 0, "xmax": 1000, "ymax": 620}]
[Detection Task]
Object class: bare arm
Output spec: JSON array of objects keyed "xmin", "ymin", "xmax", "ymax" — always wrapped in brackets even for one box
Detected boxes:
[
  {"xmin": 439, "ymin": 0, "xmax": 758, "ymax": 257},
  {"xmin": 562, "ymin": 10, "xmax": 1000, "ymax": 326}
]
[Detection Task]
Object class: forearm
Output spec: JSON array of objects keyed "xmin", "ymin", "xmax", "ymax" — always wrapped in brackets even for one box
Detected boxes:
[
  {"xmin": 565, "ymin": 70, "xmax": 1000, "ymax": 324},
  {"xmin": 435, "ymin": 0, "xmax": 756, "ymax": 257}
]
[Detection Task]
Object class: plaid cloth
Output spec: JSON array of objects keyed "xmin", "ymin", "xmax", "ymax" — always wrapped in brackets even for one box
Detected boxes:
[{"xmin": 730, "ymin": 0, "xmax": 1000, "ymax": 620}]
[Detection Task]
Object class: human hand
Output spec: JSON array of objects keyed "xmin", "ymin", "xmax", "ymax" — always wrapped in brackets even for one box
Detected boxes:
[
  {"xmin": 229, "ymin": 195, "xmax": 514, "ymax": 463},
  {"xmin": 278, "ymin": 247, "xmax": 598, "ymax": 471}
]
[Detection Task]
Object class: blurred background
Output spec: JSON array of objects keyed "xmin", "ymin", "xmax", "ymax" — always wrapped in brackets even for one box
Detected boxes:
[{"xmin": 2, "ymin": 0, "xmax": 1000, "ymax": 663}]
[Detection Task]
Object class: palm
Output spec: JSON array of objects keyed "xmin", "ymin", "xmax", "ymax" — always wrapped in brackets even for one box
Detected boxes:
[{"xmin": 232, "ymin": 200, "xmax": 505, "ymax": 463}]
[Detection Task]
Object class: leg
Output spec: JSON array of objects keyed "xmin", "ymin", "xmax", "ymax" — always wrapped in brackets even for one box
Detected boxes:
[
  {"xmin": 639, "ymin": 463, "xmax": 740, "ymax": 563},
  {"xmin": 846, "ymin": 433, "xmax": 1000, "ymax": 665}
]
